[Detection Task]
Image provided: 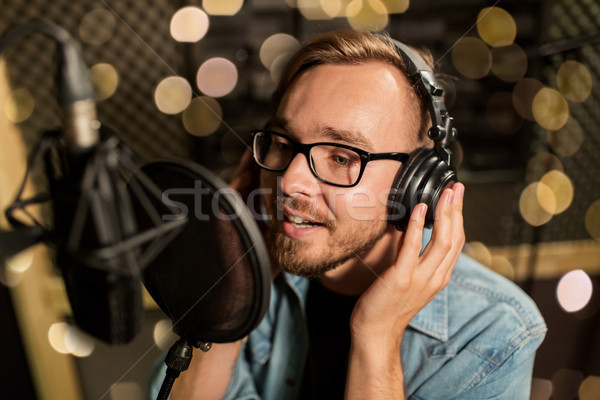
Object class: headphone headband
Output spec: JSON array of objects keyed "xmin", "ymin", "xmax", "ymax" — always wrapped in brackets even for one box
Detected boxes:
[{"xmin": 390, "ymin": 38, "xmax": 457, "ymax": 166}]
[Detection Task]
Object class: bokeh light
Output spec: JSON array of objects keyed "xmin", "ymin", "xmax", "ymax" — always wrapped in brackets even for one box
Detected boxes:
[
  {"xmin": 520, "ymin": 182, "xmax": 554, "ymax": 227},
  {"xmin": 297, "ymin": 0, "xmax": 340, "ymax": 19},
  {"xmin": 4, "ymin": 249, "xmax": 34, "ymax": 274},
  {"xmin": 89, "ymin": 63, "xmax": 119, "ymax": 101},
  {"xmin": 539, "ymin": 170, "xmax": 573, "ymax": 215},
  {"xmin": 477, "ymin": 7, "xmax": 517, "ymax": 47},
  {"xmin": 552, "ymin": 369, "xmax": 585, "ymax": 400},
  {"xmin": 4, "ymin": 87, "xmax": 35, "ymax": 123},
  {"xmin": 153, "ymin": 319, "xmax": 178, "ymax": 351},
  {"xmin": 557, "ymin": 60, "xmax": 593, "ymax": 103},
  {"xmin": 579, "ymin": 375, "xmax": 600, "ymax": 400},
  {"xmin": 196, "ymin": 57, "xmax": 238, "ymax": 98},
  {"xmin": 48, "ymin": 322, "xmax": 70, "ymax": 354},
  {"xmin": 170, "ymin": 7, "xmax": 209, "ymax": 43},
  {"xmin": 486, "ymin": 91, "xmax": 523, "ymax": 135},
  {"xmin": 346, "ymin": 0, "xmax": 389, "ymax": 32},
  {"xmin": 531, "ymin": 377, "xmax": 553, "ymax": 400},
  {"xmin": 381, "ymin": 0, "xmax": 409, "ymax": 14},
  {"xmin": 79, "ymin": 8, "xmax": 116, "ymax": 46},
  {"xmin": 585, "ymin": 200, "xmax": 600, "ymax": 240},
  {"xmin": 532, "ymin": 87, "xmax": 569, "ymax": 131},
  {"xmin": 64, "ymin": 325, "xmax": 95, "ymax": 357},
  {"xmin": 464, "ymin": 241, "xmax": 492, "ymax": 266},
  {"xmin": 109, "ymin": 382, "xmax": 144, "ymax": 400},
  {"xmin": 557, "ymin": 270, "xmax": 593, "ymax": 312},
  {"xmin": 491, "ymin": 255, "xmax": 515, "ymax": 280},
  {"xmin": 513, "ymin": 78, "xmax": 544, "ymax": 121},
  {"xmin": 182, "ymin": 96, "xmax": 222, "ymax": 137},
  {"xmin": 525, "ymin": 152, "xmax": 564, "ymax": 183},
  {"xmin": 451, "ymin": 37, "xmax": 492, "ymax": 79},
  {"xmin": 154, "ymin": 76, "xmax": 192, "ymax": 115},
  {"xmin": 547, "ymin": 116, "xmax": 583, "ymax": 157},
  {"xmin": 296, "ymin": 0, "xmax": 332, "ymax": 19},
  {"xmin": 259, "ymin": 33, "xmax": 301, "ymax": 71},
  {"xmin": 491, "ymin": 44, "xmax": 528, "ymax": 82},
  {"xmin": 203, "ymin": 0, "xmax": 244, "ymax": 16}
]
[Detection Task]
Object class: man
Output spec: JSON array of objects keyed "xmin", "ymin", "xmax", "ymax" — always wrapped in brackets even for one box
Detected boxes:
[{"xmin": 150, "ymin": 29, "xmax": 546, "ymax": 399}]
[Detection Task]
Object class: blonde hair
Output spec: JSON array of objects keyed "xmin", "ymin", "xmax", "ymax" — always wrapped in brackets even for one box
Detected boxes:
[{"xmin": 273, "ymin": 29, "xmax": 435, "ymax": 145}]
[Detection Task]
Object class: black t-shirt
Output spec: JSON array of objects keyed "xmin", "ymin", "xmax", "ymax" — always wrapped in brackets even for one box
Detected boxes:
[{"xmin": 299, "ymin": 279, "xmax": 360, "ymax": 399}]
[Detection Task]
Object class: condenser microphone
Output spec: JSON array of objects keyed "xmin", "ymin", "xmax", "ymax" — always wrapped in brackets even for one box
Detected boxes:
[{"xmin": 1, "ymin": 20, "xmax": 186, "ymax": 344}]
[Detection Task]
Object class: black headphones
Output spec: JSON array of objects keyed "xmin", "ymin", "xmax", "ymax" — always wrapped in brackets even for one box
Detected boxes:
[{"xmin": 386, "ymin": 38, "xmax": 458, "ymax": 231}]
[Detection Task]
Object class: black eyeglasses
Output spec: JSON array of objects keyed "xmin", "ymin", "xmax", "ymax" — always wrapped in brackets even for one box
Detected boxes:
[{"xmin": 251, "ymin": 130, "xmax": 410, "ymax": 187}]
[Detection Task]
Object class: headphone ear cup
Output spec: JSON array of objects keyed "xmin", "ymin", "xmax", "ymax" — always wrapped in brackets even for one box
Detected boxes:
[{"xmin": 388, "ymin": 148, "xmax": 457, "ymax": 231}]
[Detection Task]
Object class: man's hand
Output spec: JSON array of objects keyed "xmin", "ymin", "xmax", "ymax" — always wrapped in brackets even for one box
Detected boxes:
[{"xmin": 346, "ymin": 183, "xmax": 465, "ymax": 399}]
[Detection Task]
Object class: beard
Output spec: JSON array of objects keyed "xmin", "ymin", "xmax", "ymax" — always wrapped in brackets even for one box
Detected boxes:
[{"xmin": 267, "ymin": 196, "xmax": 388, "ymax": 279}]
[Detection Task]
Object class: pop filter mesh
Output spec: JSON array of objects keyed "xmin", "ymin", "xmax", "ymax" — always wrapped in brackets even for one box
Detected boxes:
[{"xmin": 132, "ymin": 159, "xmax": 269, "ymax": 345}]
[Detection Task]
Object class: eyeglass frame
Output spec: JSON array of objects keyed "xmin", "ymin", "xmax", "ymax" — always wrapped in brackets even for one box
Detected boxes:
[{"xmin": 251, "ymin": 129, "xmax": 410, "ymax": 188}]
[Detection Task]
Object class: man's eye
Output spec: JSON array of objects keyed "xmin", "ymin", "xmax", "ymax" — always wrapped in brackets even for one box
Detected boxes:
[{"xmin": 333, "ymin": 155, "xmax": 350, "ymax": 166}]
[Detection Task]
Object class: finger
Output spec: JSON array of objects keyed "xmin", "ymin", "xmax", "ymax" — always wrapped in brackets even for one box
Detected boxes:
[{"xmin": 393, "ymin": 203, "xmax": 427, "ymax": 274}]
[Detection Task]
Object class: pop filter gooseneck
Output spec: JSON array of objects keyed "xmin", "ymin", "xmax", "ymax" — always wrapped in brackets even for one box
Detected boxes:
[{"xmin": 129, "ymin": 158, "xmax": 271, "ymax": 399}]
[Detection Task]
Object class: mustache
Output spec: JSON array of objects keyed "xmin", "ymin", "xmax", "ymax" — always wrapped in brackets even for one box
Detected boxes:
[{"xmin": 275, "ymin": 196, "xmax": 334, "ymax": 229}]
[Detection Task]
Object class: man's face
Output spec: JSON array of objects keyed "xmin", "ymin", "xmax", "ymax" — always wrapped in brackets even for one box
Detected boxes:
[{"xmin": 260, "ymin": 61, "xmax": 420, "ymax": 278}]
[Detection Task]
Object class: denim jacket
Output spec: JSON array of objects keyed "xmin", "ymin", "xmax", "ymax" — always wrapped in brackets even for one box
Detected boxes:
[{"xmin": 149, "ymin": 229, "xmax": 547, "ymax": 399}]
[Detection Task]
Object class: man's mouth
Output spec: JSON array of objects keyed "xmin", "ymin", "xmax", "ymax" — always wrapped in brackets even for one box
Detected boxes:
[{"xmin": 286, "ymin": 214, "xmax": 323, "ymax": 228}]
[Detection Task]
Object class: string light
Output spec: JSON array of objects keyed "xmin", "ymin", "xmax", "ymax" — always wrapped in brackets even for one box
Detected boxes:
[
  {"xmin": 170, "ymin": 7, "xmax": 209, "ymax": 43},
  {"xmin": 196, "ymin": 58, "xmax": 238, "ymax": 98},
  {"xmin": 532, "ymin": 87, "xmax": 570, "ymax": 131},
  {"xmin": 451, "ymin": 37, "xmax": 492, "ymax": 79},
  {"xmin": 477, "ymin": 7, "xmax": 517, "ymax": 47},
  {"xmin": 89, "ymin": 63, "xmax": 119, "ymax": 101},
  {"xmin": 556, "ymin": 270, "xmax": 593, "ymax": 312},
  {"xmin": 154, "ymin": 76, "xmax": 192, "ymax": 115}
]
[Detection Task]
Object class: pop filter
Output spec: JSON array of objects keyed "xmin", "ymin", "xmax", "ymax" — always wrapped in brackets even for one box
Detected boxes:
[{"xmin": 129, "ymin": 158, "xmax": 271, "ymax": 398}]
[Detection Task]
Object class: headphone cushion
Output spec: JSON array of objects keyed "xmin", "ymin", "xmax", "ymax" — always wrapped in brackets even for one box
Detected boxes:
[{"xmin": 388, "ymin": 148, "xmax": 456, "ymax": 231}]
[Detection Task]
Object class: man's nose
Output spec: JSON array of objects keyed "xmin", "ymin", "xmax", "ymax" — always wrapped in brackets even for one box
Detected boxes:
[{"xmin": 279, "ymin": 152, "xmax": 321, "ymax": 197}]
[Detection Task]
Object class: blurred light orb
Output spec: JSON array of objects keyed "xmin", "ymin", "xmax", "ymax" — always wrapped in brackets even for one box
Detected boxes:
[
  {"xmin": 557, "ymin": 270, "xmax": 593, "ymax": 312},
  {"xmin": 579, "ymin": 375, "xmax": 600, "ymax": 400},
  {"xmin": 203, "ymin": 0, "xmax": 244, "ymax": 16},
  {"xmin": 64, "ymin": 325, "xmax": 95, "ymax": 357},
  {"xmin": 48, "ymin": 322, "xmax": 70, "ymax": 354},
  {"xmin": 153, "ymin": 319, "xmax": 178, "ymax": 351},
  {"xmin": 526, "ymin": 152, "xmax": 564, "ymax": 183},
  {"xmin": 89, "ymin": 63, "xmax": 119, "ymax": 101},
  {"xmin": 513, "ymin": 78, "xmax": 544, "ymax": 121},
  {"xmin": 539, "ymin": 170, "xmax": 573, "ymax": 215},
  {"xmin": 532, "ymin": 88, "xmax": 569, "ymax": 130},
  {"xmin": 297, "ymin": 0, "xmax": 337, "ymax": 19},
  {"xmin": 557, "ymin": 60, "xmax": 593, "ymax": 102},
  {"xmin": 79, "ymin": 8, "xmax": 116, "ymax": 46},
  {"xmin": 464, "ymin": 241, "xmax": 492, "ymax": 266},
  {"xmin": 451, "ymin": 37, "xmax": 492, "ymax": 79},
  {"xmin": 552, "ymin": 369, "xmax": 585, "ymax": 400},
  {"xmin": 170, "ymin": 7, "xmax": 209, "ymax": 43},
  {"xmin": 182, "ymin": 96, "xmax": 222, "ymax": 137},
  {"xmin": 197, "ymin": 57, "xmax": 238, "ymax": 98},
  {"xmin": 269, "ymin": 52, "xmax": 295, "ymax": 83},
  {"xmin": 585, "ymin": 200, "xmax": 600, "ymax": 240},
  {"xmin": 154, "ymin": 77, "xmax": 192, "ymax": 115},
  {"xmin": 477, "ymin": 7, "xmax": 517, "ymax": 47},
  {"xmin": 491, "ymin": 44, "xmax": 528, "ymax": 82},
  {"xmin": 381, "ymin": 0, "xmax": 410, "ymax": 14},
  {"xmin": 5, "ymin": 249, "xmax": 34, "ymax": 274},
  {"xmin": 486, "ymin": 91, "xmax": 523, "ymax": 135},
  {"xmin": 4, "ymin": 87, "xmax": 35, "ymax": 123},
  {"xmin": 110, "ymin": 382, "xmax": 144, "ymax": 400},
  {"xmin": 520, "ymin": 182, "xmax": 554, "ymax": 227},
  {"xmin": 259, "ymin": 33, "xmax": 300, "ymax": 70},
  {"xmin": 531, "ymin": 378, "xmax": 553, "ymax": 400},
  {"xmin": 491, "ymin": 255, "xmax": 515, "ymax": 280},
  {"xmin": 346, "ymin": 0, "xmax": 389, "ymax": 32},
  {"xmin": 547, "ymin": 116, "xmax": 583, "ymax": 157}
]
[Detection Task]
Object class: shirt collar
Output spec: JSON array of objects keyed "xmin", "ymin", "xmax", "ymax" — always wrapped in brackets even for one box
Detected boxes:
[{"xmin": 406, "ymin": 228, "xmax": 449, "ymax": 342}]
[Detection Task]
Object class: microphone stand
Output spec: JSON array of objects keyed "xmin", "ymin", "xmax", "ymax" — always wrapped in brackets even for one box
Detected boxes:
[{"xmin": 157, "ymin": 337, "xmax": 212, "ymax": 400}]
